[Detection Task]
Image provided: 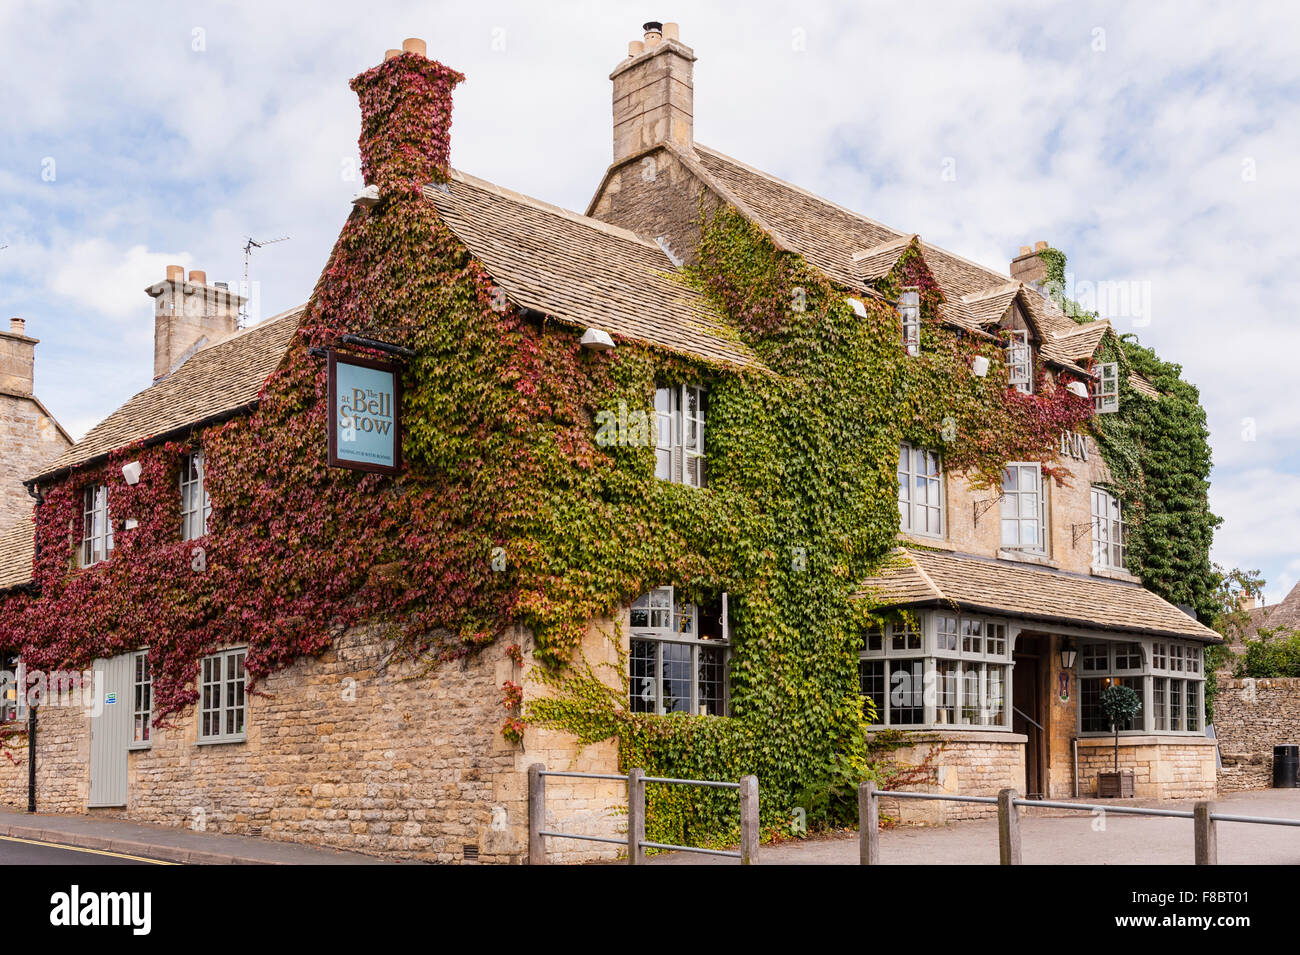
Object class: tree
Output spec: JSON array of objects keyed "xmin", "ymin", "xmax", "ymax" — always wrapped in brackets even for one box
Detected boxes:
[{"xmin": 1099, "ymin": 683, "xmax": 1142, "ymax": 773}]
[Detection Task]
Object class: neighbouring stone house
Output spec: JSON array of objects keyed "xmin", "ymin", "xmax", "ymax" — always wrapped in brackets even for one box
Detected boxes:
[{"xmin": 0, "ymin": 22, "xmax": 1221, "ymax": 861}]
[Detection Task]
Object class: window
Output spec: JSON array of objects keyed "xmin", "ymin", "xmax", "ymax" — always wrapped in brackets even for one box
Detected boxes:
[
  {"xmin": 1, "ymin": 655, "xmax": 24, "ymax": 723},
  {"xmin": 1091, "ymin": 487, "xmax": 1126, "ymax": 570},
  {"xmin": 1001, "ymin": 464, "xmax": 1047, "ymax": 554},
  {"xmin": 898, "ymin": 443, "xmax": 944, "ymax": 537},
  {"xmin": 1080, "ymin": 639, "xmax": 1204, "ymax": 735},
  {"xmin": 180, "ymin": 452, "xmax": 211, "ymax": 540},
  {"xmin": 198, "ymin": 648, "xmax": 247, "ymax": 743},
  {"xmin": 899, "ymin": 287, "xmax": 921, "ymax": 356},
  {"xmin": 80, "ymin": 486, "xmax": 114, "ymax": 567},
  {"xmin": 629, "ymin": 587, "xmax": 728, "ymax": 715},
  {"xmin": 1094, "ymin": 362, "xmax": 1119, "ymax": 413},
  {"xmin": 860, "ymin": 613, "xmax": 1011, "ymax": 729},
  {"xmin": 1007, "ymin": 330, "xmax": 1032, "ymax": 393},
  {"xmin": 654, "ymin": 385, "xmax": 706, "ymax": 488},
  {"xmin": 131, "ymin": 651, "xmax": 152, "ymax": 747}
]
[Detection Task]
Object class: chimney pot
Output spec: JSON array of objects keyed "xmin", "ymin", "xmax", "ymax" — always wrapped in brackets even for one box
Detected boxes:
[
  {"xmin": 188, "ymin": 269, "xmax": 207, "ymax": 285},
  {"xmin": 10, "ymin": 317, "xmax": 25, "ymax": 335},
  {"xmin": 384, "ymin": 48, "xmax": 402, "ymax": 61},
  {"xmin": 643, "ymin": 21, "xmax": 663, "ymax": 46},
  {"xmin": 1034, "ymin": 240, "xmax": 1048, "ymax": 251},
  {"xmin": 402, "ymin": 37, "xmax": 427, "ymax": 57},
  {"xmin": 628, "ymin": 39, "xmax": 645, "ymax": 56},
  {"xmin": 662, "ymin": 22, "xmax": 679, "ymax": 40},
  {"xmin": 166, "ymin": 264, "xmax": 185, "ymax": 283},
  {"xmin": 1018, "ymin": 245, "xmax": 1032, "ymax": 256}
]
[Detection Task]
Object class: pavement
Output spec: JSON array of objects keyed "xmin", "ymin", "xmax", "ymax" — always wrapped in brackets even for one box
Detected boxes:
[
  {"xmin": 0, "ymin": 809, "xmax": 398, "ymax": 865},
  {"xmin": 648, "ymin": 788, "xmax": 1300, "ymax": 865}
]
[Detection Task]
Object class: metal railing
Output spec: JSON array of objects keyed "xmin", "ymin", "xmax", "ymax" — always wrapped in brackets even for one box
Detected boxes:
[
  {"xmin": 858, "ymin": 782, "xmax": 1300, "ymax": 865},
  {"xmin": 528, "ymin": 764, "xmax": 759, "ymax": 864}
]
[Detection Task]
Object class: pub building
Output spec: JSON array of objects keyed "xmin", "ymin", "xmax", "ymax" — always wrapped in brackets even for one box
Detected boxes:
[{"xmin": 0, "ymin": 24, "xmax": 1218, "ymax": 861}]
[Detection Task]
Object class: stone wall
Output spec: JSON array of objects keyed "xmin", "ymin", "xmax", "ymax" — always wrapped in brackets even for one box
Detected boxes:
[
  {"xmin": 0, "ymin": 618, "xmax": 627, "ymax": 864},
  {"xmin": 1214, "ymin": 677, "xmax": 1300, "ymax": 792},
  {"xmin": 874, "ymin": 731, "xmax": 1026, "ymax": 822},
  {"xmin": 1075, "ymin": 736, "xmax": 1216, "ymax": 799},
  {"xmin": 0, "ymin": 392, "xmax": 69, "ymax": 535}
]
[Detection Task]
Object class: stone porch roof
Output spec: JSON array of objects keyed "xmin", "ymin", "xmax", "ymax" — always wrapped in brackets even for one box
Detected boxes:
[{"xmin": 859, "ymin": 547, "xmax": 1222, "ymax": 642}]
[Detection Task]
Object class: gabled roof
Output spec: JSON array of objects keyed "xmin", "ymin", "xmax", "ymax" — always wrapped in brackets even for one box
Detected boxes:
[
  {"xmin": 851, "ymin": 235, "xmax": 917, "ymax": 282},
  {"xmin": 1244, "ymin": 579, "xmax": 1300, "ymax": 639},
  {"xmin": 426, "ymin": 171, "xmax": 763, "ymax": 373},
  {"xmin": 32, "ymin": 306, "xmax": 304, "ymax": 482},
  {"xmin": 0, "ymin": 513, "xmax": 33, "ymax": 592},
  {"xmin": 860, "ymin": 547, "xmax": 1222, "ymax": 642}
]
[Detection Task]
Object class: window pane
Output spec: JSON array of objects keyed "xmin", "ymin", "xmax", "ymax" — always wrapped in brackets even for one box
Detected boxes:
[
  {"xmin": 629, "ymin": 639, "xmax": 656, "ymax": 713},
  {"xmin": 660, "ymin": 643, "xmax": 692, "ymax": 714},
  {"xmin": 935, "ymin": 661, "xmax": 957, "ymax": 725},
  {"xmin": 889, "ymin": 660, "xmax": 924, "ymax": 725},
  {"xmin": 697, "ymin": 646, "xmax": 726, "ymax": 716},
  {"xmin": 859, "ymin": 660, "xmax": 885, "ymax": 721}
]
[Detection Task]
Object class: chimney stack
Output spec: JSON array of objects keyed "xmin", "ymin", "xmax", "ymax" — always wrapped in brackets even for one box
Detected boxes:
[
  {"xmin": 146, "ymin": 264, "xmax": 245, "ymax": 382},
  {"xmin": 0, "ymin": 318, "xmax": 37, "ymax": 397},
  {"xmin": 350, "ymin": 37, "xmax": 464, "ymax": 195},
  {"xmin": 611, "ymin": 20, "xmax": 694, "ymax": 163},
  {"xmin": 1010, "ymin": 240, "xmax": 1050, "ymax": 286}
]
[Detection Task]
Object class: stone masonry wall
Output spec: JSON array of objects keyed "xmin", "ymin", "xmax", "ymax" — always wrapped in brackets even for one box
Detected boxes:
[
  {"xmin": 0, "ymin": 618, "xmax": 627, "ymax": 864},
  {"xmin": 1214, "ymin": 677, "xmax": 1300, "ymax": 792},
  {"xmin": 874, "ymin": 731, "xmax": 1026, "ymax": 823},
  {"xmin": 1075, "ymin": 736, "xmax": 1216, "ymax": 799},
  {"xmin": 0, "ymin": 392, "xmax": 70, "ymax": 535}
]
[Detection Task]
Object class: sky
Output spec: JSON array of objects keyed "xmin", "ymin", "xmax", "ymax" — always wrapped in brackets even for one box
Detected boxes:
[{"xmin": 2, "ymin": 0, "xmax": 1297, "ymax": 604}]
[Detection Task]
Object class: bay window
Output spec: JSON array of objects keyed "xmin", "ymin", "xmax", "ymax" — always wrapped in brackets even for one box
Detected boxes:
[
  {"xmin": 629, "ymin": 586, "xmax": 728, "ymax": 716},
  {"xmin": 654, "ymin": 385, "xmax": 706, "ymax": 488},
  {"xmin": 80, "ymin": 485, "xmax": 114, "ymax": 567},
  {"xmin": 1091, "ymin": 487, "xmax": 1126, "ymax": 570},
  {"xmin": 859, "ymin": 613, "xmax": 1011, "ymax": 729},
  {"xmin": 898, "ymin": 443, "xmax": 944, "ymax": 538},
  {"xmin": 1079, "ymin": 639, "xmax": 1204, "ymax": 735},
  {"xmin": 1001, "ymin": 463, "xmax": 1047, "ymax": 554}
]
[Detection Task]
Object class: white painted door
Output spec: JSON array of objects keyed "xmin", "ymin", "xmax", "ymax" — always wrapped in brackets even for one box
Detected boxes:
[{"xmin": 88, "ymin": 653, "xmax": 132, "ymax": 807}]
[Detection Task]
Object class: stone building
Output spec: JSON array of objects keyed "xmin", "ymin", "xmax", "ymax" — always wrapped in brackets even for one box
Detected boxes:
[
  {"xmin": 0, "ymin": 22, "xmax": 1220, "ymax": 860},
  {"xmin": 0, "ymin": 317, "xmax": 71, "ymax": 534}
]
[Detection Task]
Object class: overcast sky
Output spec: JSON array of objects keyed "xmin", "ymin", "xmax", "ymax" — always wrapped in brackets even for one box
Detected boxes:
[{"xmin": 2, "ymin": 1, "xmax": 1296, "ymax": 604}]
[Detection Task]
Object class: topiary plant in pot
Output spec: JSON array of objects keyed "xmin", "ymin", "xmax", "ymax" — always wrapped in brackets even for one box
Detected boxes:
[{"xmin": 1097, "ymin": 682, "xmax": 1142, "ymax": 798}]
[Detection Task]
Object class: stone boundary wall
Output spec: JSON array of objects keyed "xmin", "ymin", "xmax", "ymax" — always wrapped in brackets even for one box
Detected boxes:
[{"xmin": 1214, "ymin": 677, "xmax": 1300, "ymax": 793}]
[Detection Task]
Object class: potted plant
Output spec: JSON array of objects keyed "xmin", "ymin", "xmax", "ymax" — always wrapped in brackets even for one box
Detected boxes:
[{"xmin": 1097, "ymin": 682, "xmax": 1141, "ymax": 798}]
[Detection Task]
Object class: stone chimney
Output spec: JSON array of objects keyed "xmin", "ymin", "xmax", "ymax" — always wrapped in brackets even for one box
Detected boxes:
[
  {"xmin": 611, "ymin": 21, "xmax": 695, "ymax": 163},
  {"xmin": 350, "ymin": 37, "xmax": 464, "ymax": 195},
  {"xmin": 146, "ymin": 265, "xmax": 245, "ymax": 382},
  {"xmin": 0, "ymin": 318, "xmax": 37, "ymax": 397},
  {"xmin": 1010, "ymin": 241, "xmax": 1050, "ymax": 286}
]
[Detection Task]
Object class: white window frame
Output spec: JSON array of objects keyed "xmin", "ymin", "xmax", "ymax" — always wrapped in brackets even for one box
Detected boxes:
[
  {"xmin": 898, "ymin": 442, "xmax": 944, "ymax": 538},
  {"xmin": 1091, "ymin": 486, "xmax": 1126, "ymax": 570},
  {"xmin": 1078, "ymin": 638, "xmax": 1205, "ymax": 736},
  {"xmin": 80, "ymin": 485, "xmax": 114, "ymax": 567},
  {"xmin": 1007, "ymin": 329, "xmax": 1033, "ymax": 394},
  {"xmin": 130, "ymin": 650, "xmax": 152, "ymax": 749},
  {"xmin": 1094, "ymin": 362, "xmax": 1119, "ymax": 413},
  {"xmin": 198, "ymin": 648, "xmax": 247, "ymax": 744},
  {"xmin": 654, "ymin": 385, "xmax": 706, "ymax": 488},
  {"xmin": 860, "ymin": 613, "xmax": 1013, "ymax": 730},
  {"xmin": 899, "ymin": 287, "xmax": 921, "ymax": 356},
  {"xmin": 180, "ymin": 452, "xmax": 211, "ymax": 541},
  {"xmin": 628, "ymin": 587, "xmax": 729, "ymax": 716},
  {"xmin": 1, "ymin": 655, "xmax": 26, "ymax": 723},
  {"xmin": 1001, "ymin": 463, "xmax": 1048, "ymax": 554}
]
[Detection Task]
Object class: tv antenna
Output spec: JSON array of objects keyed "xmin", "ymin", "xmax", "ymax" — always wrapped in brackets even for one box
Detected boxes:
[{"xmin": 240, "ymin": 234, "xmax": 290, "ymax": 327}]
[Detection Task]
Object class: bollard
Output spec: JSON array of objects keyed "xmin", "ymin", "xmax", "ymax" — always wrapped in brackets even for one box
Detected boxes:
[
  {"xmin": 997, "ymin": 788, "xmax": 1022, "ymax": 865},
  {"xmin": 528, "ymin": 763, "xmax": 546, "ymax": 865},
  {"xmin": 859, "ymin": 781, "xmax": 880, "ymax": 865},
  {"xmin": 1194, "ymin": 801, "xmax": 1218, "ymax": 865},
  {"xmin": 739, "ymin": 775, "xmax": 760, "ymax": 864},
  {"xmin": 627, "ymin": 768, "xmax": 646, "ymax": 865}
]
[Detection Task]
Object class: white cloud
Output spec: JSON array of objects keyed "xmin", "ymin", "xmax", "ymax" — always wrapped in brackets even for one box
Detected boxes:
[{"xmin": 49, "ymin": 240, "xmax": 193, "ymax": 319}]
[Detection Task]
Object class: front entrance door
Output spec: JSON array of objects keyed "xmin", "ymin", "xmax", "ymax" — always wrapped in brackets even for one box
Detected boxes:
[
  {"xmin": 88, "ymin": 653, "xmax": 132, "ymax": 807},
  {"xmin": 1012, "ymin": 635, "xmax": 1047, "ymax": 798}
]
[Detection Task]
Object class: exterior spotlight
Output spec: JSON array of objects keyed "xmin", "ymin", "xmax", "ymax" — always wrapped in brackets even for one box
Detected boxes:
[
  {"xmin": 971, "ymin": 355, "xmax": 990, "ymax": 377},
  {"xmin": 846, "ymin": 297, "xmax": 867, "ymax": 318},
  {"xmin": 351, "ymin": 185, "xmax": 380, "ymax": 208},
  {"xmin": 1067, "ymin": 381, "xmax": 1089, "ymax": 399},
  {"xmin": 1060, "ymin": 638, "xmax": 1078, "ymax": 670},
  {"xmin": 121, "ymin": 461, "xmax": 142, "ymax": 485},
  {"xmin": 580, "ymin": 327, "xmax": 615, "ymax": 351}
]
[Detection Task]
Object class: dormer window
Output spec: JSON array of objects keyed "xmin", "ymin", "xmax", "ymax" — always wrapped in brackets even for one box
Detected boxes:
[
  {"xmin": 654, "ymin": 385, "xmax": 706, "ymax": 488},
  {"xmin": 1094, "ymin": 362, "xmax": 1119, "ymax": 413},
  {"xmin": 80, "ymin": 486, "xmax": 114, "ymax": 567},
  {"xmin": 181, "ymin": 452, "xmax": 211, "ymax": 541},
  {"xmin": 899, "ymin": 287, "xmax": 921, "ymax": 356},
  {"xmin": 1007, "ymin": 330, "xmax": 1032, "ymax": 394}
]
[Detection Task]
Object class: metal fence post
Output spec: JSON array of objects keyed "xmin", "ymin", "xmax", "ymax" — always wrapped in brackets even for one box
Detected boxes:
[
  {"xmin": 1194, "ymin": 801, "xmax": 1218, "ymax": 865},
  {"xmin": 859, "ymin": 781, "xmax": 880, "ymax": 865},
  {"xmin": 528, "ymin": 763, "xmax": 546, "ymax": 865},
  {"xmin": 627, "ymin": 768, "xmax": 646, "ymax": 865},
  {"xmin": 739, "ymin": 775, "xmax": 760, "ymax": 865},
  {"xmin": 997, "ymin": 789, "xmax": 1022, "ymax": 865}
]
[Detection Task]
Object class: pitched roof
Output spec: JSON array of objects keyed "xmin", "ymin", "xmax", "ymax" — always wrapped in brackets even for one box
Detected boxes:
[
  {"xmin": 0, "ymin": 512, "xmax": 33, "ymax": 592},
  {"xmin": 851, "ymin": 235, "xmax": 916, "ymax": 282},
  {"xmin": 32, "ymin": 306, "xmax": 303, "ymax": 482},
  {"xmin": 426, "ymin": 171, "xmax": 764, "ymax": 373},
  {"xmin": 1244, "ymin": 579, "xmax": 1300, "ymax": 639},
  {"xmin": 859, "ymin": 548, "xmax": 1221, "ymax": 642}
]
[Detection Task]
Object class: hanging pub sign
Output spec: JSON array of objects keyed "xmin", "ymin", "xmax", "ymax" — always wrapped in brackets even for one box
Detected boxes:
[{"xmin": 328, "ymin": 351, "xmax": 401, "ymax": 474}]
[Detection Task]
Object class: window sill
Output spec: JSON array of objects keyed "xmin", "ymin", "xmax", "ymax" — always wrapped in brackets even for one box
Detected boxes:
[
  {"xmin": 866, "ymin": 727, "xmax": 1026, "ymax": 744},
  {"xmin": 128, "ymin": 742, "xmax": 151, "ymax": 751},
  {"xmin": 997, "ymin": 549, "xmax": 1057, "ymax": 568},
  {"xmin": 196, "ymin": 735, "xmax": 246, "ymax": 747},
  {"xmin": 1091, "ymin": 565, "xmax": 1142, "ymax": 584},
  {"xmin": 900, "ymin": 532, "xmax": 949, "ymax": 549},
  {"xmin": 1076, "ymin": 734, "xmax": 1215, "ymax": 746}
]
